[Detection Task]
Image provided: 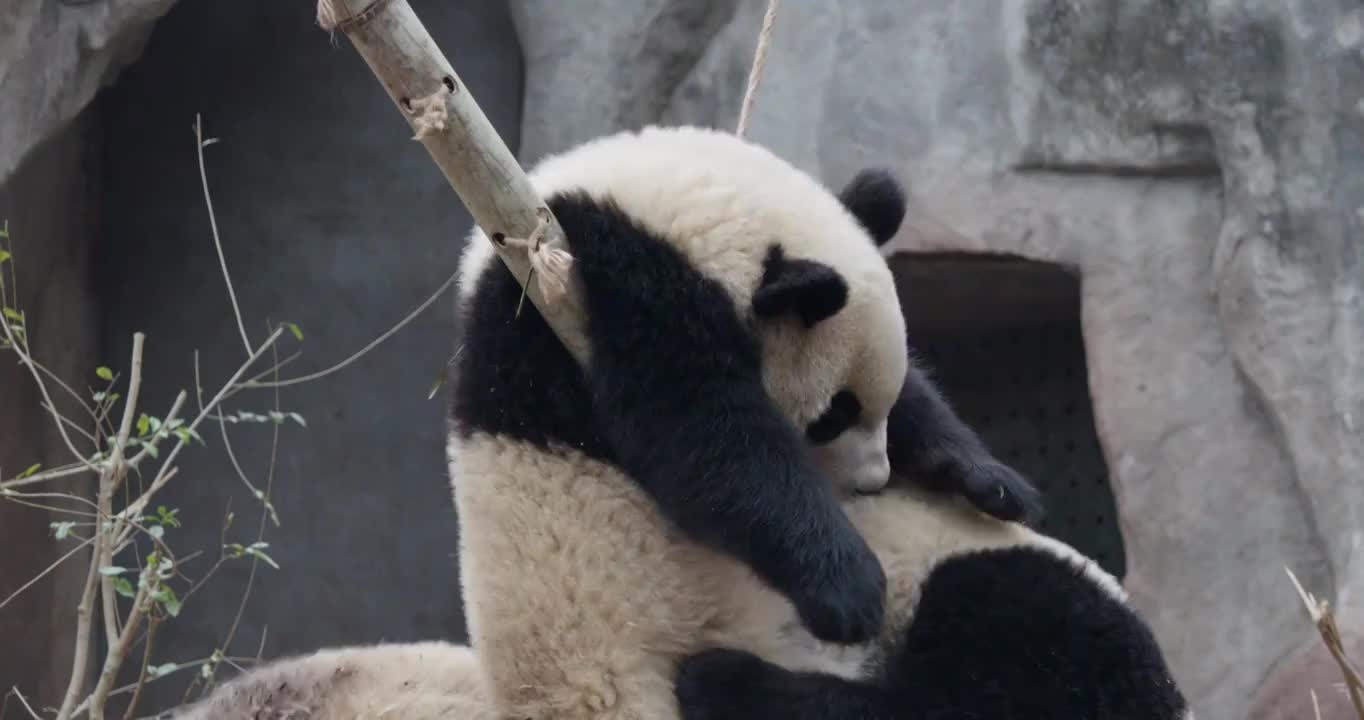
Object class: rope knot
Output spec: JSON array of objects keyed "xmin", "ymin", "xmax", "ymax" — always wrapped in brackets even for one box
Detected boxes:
[
  {"xmin": 405, "ymin": 83, "xmax": 452, "ymax": 140},
  {"xmin": 493, "ymin": 208, "xmax": 575, "ymax": 312}
]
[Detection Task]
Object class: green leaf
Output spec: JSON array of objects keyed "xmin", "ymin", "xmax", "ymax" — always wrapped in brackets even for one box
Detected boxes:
[
  {"xmin": 142, "ymin": 442, "xmax": 159, "ymax": 459},
  {"xmin": 111, "ymin": 577, "xmax": 136, "ymax": 598},
  {"xmin": 17, "ymin": 463, "xmax": 40, "ymax": 479},
  {"xmin": 99, "ymin": 566, "xmax": 128, "ymax": 576},
  {"xmin": 95, "ymin": 366, "xmax": 114, "ymax": 381},
  {"xmin": 148, "ymin": 525, "xmax": 165, "ymax": 540},
  {"xmin": 288, "ymin": 412, "xmax": 307, "ymax": 428},
  {"xmin": 282, "ymin": 322, "xmax": 303, "ymax": 341},
  {"xmin": 0, "ymin": 249, "xmax": 10, "ymax": 264},
  {"xmin": 2, "ymin": 307, "xmax": 22, "ymax": 323},
  {"xmin": 50, "ymin": 521, "xmax": 75, "ymax": 540},
  {"xmin": 136, "ymin": 414, "xmax": 150, "ymax": 436},
  {"xmin": 92, "ymin": 391, "xmax": 106, "ymax": 402},
  {"xmin": 268, "ymin": 410, "xmax": 285, "ymax": 424}
]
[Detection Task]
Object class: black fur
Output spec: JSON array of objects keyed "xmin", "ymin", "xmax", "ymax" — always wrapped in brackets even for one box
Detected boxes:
[
  {"xmin": 805, "ymin": 391, "xmax": 862, "ymax": 446},
  {"xmin": 885, "ymin": 359, "xmax": 1043, "ymax": 523},
  {"xmin": 453, "ymin": 192, "xmax": 886, "ymax": 646},
  {"xmin": 837, "ymin": 169, "xmax": 907, "ymax": 247},
  {"xmin": 676, "ymin": 547, "xmax": 1188, "ymax": 720},
  {"xmin": 752, "ymin": 245, "xmax": 849, "ymax": 328}
]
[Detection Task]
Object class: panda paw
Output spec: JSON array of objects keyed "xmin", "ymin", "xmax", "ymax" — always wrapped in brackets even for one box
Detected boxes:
[
  {"xmin": 946, "ymin": 458, "xmax": 1043, "ymax": 524},
  {"xmin": 788, "ymin": 530, "xmax": 886, "ymax": 645},
  {"xmin": 675, "ymin": 649, "xmax": 791, "ymax": 720}
]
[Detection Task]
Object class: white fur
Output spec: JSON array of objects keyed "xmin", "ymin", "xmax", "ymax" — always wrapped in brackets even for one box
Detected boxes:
[
  {"xmin": 170, "ymin": 485, "xmax": 1125, "ymax": 719},
  {"xmin": 167, "ymin": 642, "xmax": 494, "ymax": 720}
]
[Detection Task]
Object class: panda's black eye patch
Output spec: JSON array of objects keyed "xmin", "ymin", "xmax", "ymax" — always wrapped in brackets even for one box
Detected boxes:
[{"xmin": 805, "ymin": 390, "xmax": 862, "ymax": 445}]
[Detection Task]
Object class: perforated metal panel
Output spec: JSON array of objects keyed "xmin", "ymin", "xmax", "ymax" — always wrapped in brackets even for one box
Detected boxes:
[{"xmin": 888, "ymin": 253, "xmax": 1126, "ymax": 579}]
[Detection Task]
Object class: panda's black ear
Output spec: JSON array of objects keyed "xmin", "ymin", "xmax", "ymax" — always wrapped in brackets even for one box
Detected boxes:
[
  {"xmin": 753, "ymin": 245, "xmax": 848, "ymax": 328},
  {"xmin": 838, "ymin": 168, "xmax": 906, "ymax": 247}
]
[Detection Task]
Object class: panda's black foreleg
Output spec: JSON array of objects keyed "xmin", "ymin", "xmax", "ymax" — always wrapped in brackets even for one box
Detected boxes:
[
  {"xmin": 558, "ymin": 194, "xmax": 887, "ymax": 646},
  {"xmin": 887, "ymin": 357, "xmax": 1042, "ymax": 524},
  {"xmin": 675, "ymin": 649, "xmax": 900, "ymax": 720}
]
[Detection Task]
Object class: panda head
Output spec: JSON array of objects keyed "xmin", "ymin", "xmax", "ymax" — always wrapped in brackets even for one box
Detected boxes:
[{"xmin": 521, "ymin": 126, "xmax": 910, "ymax": 496}]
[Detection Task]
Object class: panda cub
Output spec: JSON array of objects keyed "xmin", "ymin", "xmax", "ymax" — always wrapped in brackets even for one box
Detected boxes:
[{"xmin": 448, "ymin": 125, "xmax": 1037, "ymax": 719}]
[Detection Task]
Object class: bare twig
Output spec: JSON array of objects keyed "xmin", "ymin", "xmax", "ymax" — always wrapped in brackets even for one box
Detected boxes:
[
  {"xmin": 735, "ymin": 0, "xmax": 779, "ymax": 137},
  {"xmin": 0, "ymin": 296, "xmax": 99, "ymax": 472},
  {"xmin": 55, "ymin": 547, "xmax": 103, "ymax": 720},
  {"xmin": 89, "ymin": 565, "xmax": 154, "ymax": 719},
  {"xmin": 4, "ymin": 687, "xmax": 42, "ymax": 720},
  {"xmin": 240, "ymin": 267, "xmax": 458, "ymax": 390},
  {"xmin": 2, "ymin": 461, "xmax": 99, "ymax": 490},
  {"xmin": 194, "ymin": 114, "xmax": 251, "ymax": 356},
  {"xmin": 121, "ymin": 615, "xmax": 160, "ymax": 720},
  {"xmin": 1285, "ymin": 566, "xmax": 1364, "ymax": 719},
  {"xmin": 210, "ymin": 335, "xmax": 286, "ymax": 695},
  {"xmin": 0, "ymin": 536, "xmax": 95, "ymax": 611},
  {"xmin": 42, "ymin": 399, "xmax": 99, "ymax": 444}
]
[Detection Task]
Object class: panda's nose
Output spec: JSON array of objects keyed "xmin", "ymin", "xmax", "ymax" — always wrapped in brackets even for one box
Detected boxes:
[{"xmin": 854, "ymin": 453, "xmax": 890, "ymax": 494}]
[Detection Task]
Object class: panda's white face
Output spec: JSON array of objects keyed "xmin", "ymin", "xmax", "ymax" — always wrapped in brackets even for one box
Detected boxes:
[{"xmin": 518, "ymin": 126, "xmax": 910, "ymax": 497}]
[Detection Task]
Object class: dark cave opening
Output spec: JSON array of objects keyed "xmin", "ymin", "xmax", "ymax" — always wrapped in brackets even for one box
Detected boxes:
[{"xmin": 889, "ymin": 252, "xmax": 1125, "ymax": 579}]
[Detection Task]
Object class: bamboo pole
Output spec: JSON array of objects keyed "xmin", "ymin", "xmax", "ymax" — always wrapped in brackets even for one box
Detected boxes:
[{"xmin": 315, "ymin": 0, "xmax": 588, "ymax": 360}]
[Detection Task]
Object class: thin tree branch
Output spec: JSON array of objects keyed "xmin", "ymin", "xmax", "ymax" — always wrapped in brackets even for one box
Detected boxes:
[
  {"xmin": 100, "ymin": 333, "xmax": 147, "ymax": 652},
  {"xmin": 240, "ymin": 267, "xmax": 458, "ymax": 390},
  {"xmin": 0, "ymin": 536, "xmax": 95, "ymax": 612},
  {"xmin": 55, "ymin": 546, "xmax": 102, "ymax": 720},
  {"xmin": 194, "ymin": 113, "xmax": 252, "ymax": 356}
]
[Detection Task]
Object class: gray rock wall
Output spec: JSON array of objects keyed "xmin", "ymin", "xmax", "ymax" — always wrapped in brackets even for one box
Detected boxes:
[
  {"xmin": 0, "ymin": 105, "xmax": 102, "ymax": 711},
  {"xmin": 510, "ymin": 0, "xmax": 1362, "ymax": 716}
]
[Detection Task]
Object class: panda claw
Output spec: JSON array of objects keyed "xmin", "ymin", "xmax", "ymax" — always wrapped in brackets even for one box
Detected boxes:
[{"xmin": 953, "ymin": 459, "xmax": 1043, "ymax": 525}]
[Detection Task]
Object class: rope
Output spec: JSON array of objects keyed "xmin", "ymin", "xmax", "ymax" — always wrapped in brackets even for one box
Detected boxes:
[
  {"xmin": 492, "ymin": 208, "xmax": 574, "ymax": 314},
  {"xmin": 316, "ymin": 0, "xmax": 393, "ymax": 34},
  {"xmin": 735, "ymin": 0, "xmax": 780, "ymax": 137},
  {"xmin": 405, "ymin": 83, "xmax": 453, "ymax": 140}
]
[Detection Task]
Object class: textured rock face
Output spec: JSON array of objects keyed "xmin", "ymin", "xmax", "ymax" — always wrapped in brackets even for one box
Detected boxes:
[
  {"xmin": 512, "ymin": 0, "xmax": 1362, "ymax": 717},
  {"xmin": 0, "ymin": 107, "xmax": 101, "ymax": 711},
  {"xmin": 0, "ymin": 0, "xmax": 175, "ymax": 183}
]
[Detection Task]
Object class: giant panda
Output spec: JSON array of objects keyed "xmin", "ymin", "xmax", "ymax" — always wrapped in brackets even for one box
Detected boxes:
[
  {"xmin": 673, "ymin": 482, "xmax": 1194, "ymax": 720},
  {"xmin": 164, "ymin": 124, "xmax": 1040, "ymax": 720},
  {"xmin": 446, "ymin": 125, "xmax": 1042, "ymax": 720}
]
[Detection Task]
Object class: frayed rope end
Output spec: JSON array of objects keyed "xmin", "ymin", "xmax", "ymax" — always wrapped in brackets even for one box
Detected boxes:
[{"xmin": 494, "ymin": 207, "xmax": 575, "ymax": 305}]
